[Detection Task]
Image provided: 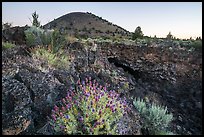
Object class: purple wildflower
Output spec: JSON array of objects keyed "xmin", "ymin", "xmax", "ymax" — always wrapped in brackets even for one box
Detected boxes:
[
  {"xmin": 82, "ymin": 127, "xmax": 86, "ymax": 132},
  {"xmin": 51, "ymin": 109, "xmax": 55, "ymax": 113},
  {"xmin": 82, "ymin": 81, "xmax": 85, "ymax": 85},
  {"xmin": 101, "ymin": 92, "xmax": 104, "ymax": 96},
  {"xmin": 79, "ymin": 117, "xmax": 83, "ymax": 122},
  {"xmin": 95, "ymin": 96, "xmax": 99, "ymax": 102},
  {"xmin": 60, "ymin": 125, "xmax": 64, "ymax": 129},
  {"xmin": 99, "ymin": 110, "xmax": 102, "ymax": 115},
  {"xmin": 87, "ymin": 92, "xmax": 90, "ymax": 97},
  {"xmin": 74, "ymin": 100, "xmax": 77, "ymax": 105},
  {"xmin": 54, "ymin": 105, "xmax": 58, "ymax": 111},
  {"xmin": 96, "ymin": 83, "xmax": 98, "ymax": 87},
  {"xmin": 71, "ymin": 92, "xmax": 75, "ymax": 96},
  {"xmin": 66, "ymin": 96, "xmax": 69, "ymax": 101},
  {"xmin": 89, "ymin": 81, "xmax": 92, "ymax": 86},
  {"xmin": 77, "ymin": 79, "xmax": 80, "ymax": 84},
  {"xmin": 65, "ymin": 115, "xmax": 70, "ymax": 119},
  {"xmin": 90, "ymin": 128, "xmax": 93, "ymax": 133},
  {"xmin": 52, "ymin": 114, "xmax": 56, "ymax": 121},
  {"xmin": 93, "ymin": 85, "xmax": 96, "ymax": 90},
  {"xmin": 61, "ymin": 106, "xmax": 66, "ymax": 112},
  {"xmin": 59, "ymin": 112, "xmax": 63, "ymax": 117},
  {"xmin": 103, "ymin": 86, "xmax": 107, "ymax": 91}
]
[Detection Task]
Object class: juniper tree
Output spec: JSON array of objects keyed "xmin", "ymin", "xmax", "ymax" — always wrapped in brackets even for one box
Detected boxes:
[
  {"xmin": 132, "ymin": 26, "xmax": 144, "ymax": 40},
  {"xmin": 32, "ymin": 11, "xmax": 40, "ymax": 27}
]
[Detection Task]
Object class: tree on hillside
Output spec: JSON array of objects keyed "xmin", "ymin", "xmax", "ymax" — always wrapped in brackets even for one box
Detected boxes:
[
  {"xmin": 166, "ymin": 32, "xmax": 173, "ymax": 40},
  {"xmin": 31, "ymin": 11, "xmax": 40, "ymax": 27},
  {"xmin": 196, "ymin": 37, "xmax": 202, "ymax": 41},
  {"xmin": 132, "ymin": 26, "xmax": 144, "ymax": 40}
]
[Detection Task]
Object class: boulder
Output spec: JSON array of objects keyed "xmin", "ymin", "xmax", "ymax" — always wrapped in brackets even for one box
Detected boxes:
[
  {"xmin": 2, "ymin": 26, "xmax": 28, "ymax": 45},
  {"xmin": 2, "ymin": 76, "xmax": 33, "ymax": 135}
]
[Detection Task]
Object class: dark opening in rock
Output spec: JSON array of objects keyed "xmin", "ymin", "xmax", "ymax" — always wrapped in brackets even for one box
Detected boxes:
[{"xmin": 108, "ymin": 57, "xmax": 141, "ymax": 81}]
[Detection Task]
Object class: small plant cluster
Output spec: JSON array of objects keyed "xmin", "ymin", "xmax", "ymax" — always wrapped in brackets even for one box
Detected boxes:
[
  {"xmin": 133, "ymin": 98, "xmax": 173, "ymax": 135},
  {"xmin": 2, "ymin": 41, "xmax": 15, "ymax": 50},
  {"xmin": 32, "ymin": 46, "xmax": 70, "ymax": 70},
  {"xmin": 49, "ymin": 77, "xmax": 129, "ymax": 135},
  {"xmin": 80, "ymin": 37, "xmax": 136, "ymax": 46}
]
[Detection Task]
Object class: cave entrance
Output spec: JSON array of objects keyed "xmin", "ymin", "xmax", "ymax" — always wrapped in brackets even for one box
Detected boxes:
[{"xmin": 108, "ymin": 57, "xmax": 141, "ymax": 81}]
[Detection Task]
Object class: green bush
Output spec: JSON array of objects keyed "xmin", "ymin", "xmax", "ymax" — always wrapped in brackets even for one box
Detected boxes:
[
  {"xmin": 133, "ymin": 98, "xmax": 173, "ymax": 135},
  {"xmin": 48, "ymin": 78, "xmax": 129, "ymax": 135},
  {"xmin": 24, "ymin": 26, "xmax": 44, "ymax": 47},
  {"xmin": 2, "ymin": 41, "xmax": 15, "ymax": 50},
  {"xmin": 40, "ymin": 31, "xmax": 52, "ymax": 46},
  {"xmin": 51, "ymin": 30, "xmax": 66, "ymax": 53},
  {"xmin": 32, "ymin": 46, "xmax": 70, "ymax": 69},
  {"xmin": 25, "ymin": 27, "xmax": 66, "ymax": 53},
  {"xmin": 189, "ymin": 40, "xmax": 202, "ymax": 50},
  {"xmin": 25, "ymin": 32, "xmax": 36, "ymax": 47}
]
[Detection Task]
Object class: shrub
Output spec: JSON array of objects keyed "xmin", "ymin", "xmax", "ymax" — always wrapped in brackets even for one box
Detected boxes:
[
  {"xmin": 122, "ymin": 39, "xmax": 135, "ymax": 46},
  {"xmin": 66, "ymin": 35, "xmax": 79, "ymax": 43},
  {"xmin": 133, "ymin": 98, "xmax": 173, "ymax": 135},
  {"xmin": 48, "ymin": 77, "xmax": 129, "ymax": 135},
  {"xmin": 189, "ymin": 40, "xmax": 202, "ymax": 50},
  {"xmin": 25, "ymin": 27, "xmax": 66, "ymax": 53},
  {"xmin": 51, "ymin": 29, "xmax": 66, "ymax": 53},
  {"xmin": 40, "ymin": 30, "xmax": 52, "ymax": 46},
  {"xmin": 32, "ymin": 46, "xmax": 70, "ymax": 69},
  {"xmin": 2, "ymin": 41, "xmax": 15, "ymax": 50},
  {"xmin": 24, "ymin": 26, "xmax": 44, "ymax": 47},
  {"xmin": 25, "ymin": 31, "xmax": 36, "ymax": 47}
]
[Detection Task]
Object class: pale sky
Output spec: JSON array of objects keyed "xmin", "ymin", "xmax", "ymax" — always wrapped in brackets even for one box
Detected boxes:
[{"xmin": 2, "ymin": 2, "xmax": 202, "ymax": 39}]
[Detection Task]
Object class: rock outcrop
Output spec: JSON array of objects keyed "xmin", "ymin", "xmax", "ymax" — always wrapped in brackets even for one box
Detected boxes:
[{"xmin": 2, "ymin": 26, "xmax": 28, "ymax": 45}]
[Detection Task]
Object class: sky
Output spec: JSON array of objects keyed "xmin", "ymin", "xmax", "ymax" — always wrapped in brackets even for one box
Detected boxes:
[{"xmin": 2, "ymin": 2, "xmax": 202, "ymax": 39}]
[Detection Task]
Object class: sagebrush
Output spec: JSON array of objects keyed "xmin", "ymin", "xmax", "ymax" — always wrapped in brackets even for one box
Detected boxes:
[{"xmin": 133, "ymin": 97, "xmax": 173, "ymax": 135}]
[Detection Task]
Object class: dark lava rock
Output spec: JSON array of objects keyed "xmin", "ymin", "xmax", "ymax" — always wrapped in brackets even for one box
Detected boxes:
[
  {"xmin": 13, "ymin": 68, "xmax": 61, "ymax": 115},
  {"xmin": 2, "ymin": 26, "xmax": 28, "ymax": 45},
  {"xmin": 12, "ymin": 68, "xmax": 69, "ymax": 132},
  {"xmin": 2, "ymin": 76, "xmax": 33, "ymax": 135}
]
